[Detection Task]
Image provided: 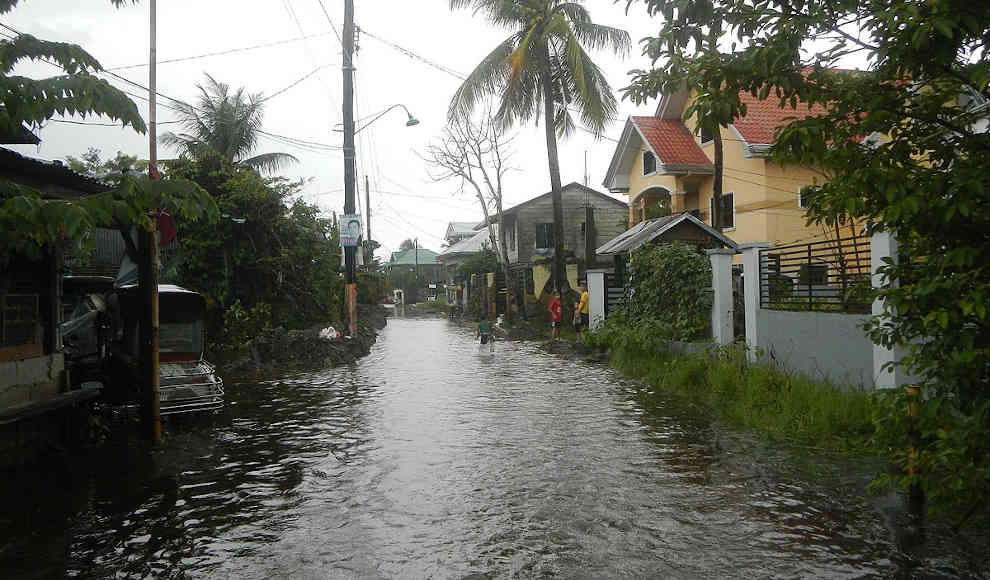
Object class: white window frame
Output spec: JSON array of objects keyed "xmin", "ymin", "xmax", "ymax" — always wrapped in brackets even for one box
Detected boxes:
[
  {"xmin": 642, "ymin": 150, "xmax": 657, "ymax": 176},
  {"xmin": 709, "ymin": 192, "xmax": 735, "ymax": 231},
  {"xmin": 700, "ymin": 125, "xmax": 714, "ymax": 145},
  {"xmin": 797, "ymin": 187, "xmax": 814, "ymax": 210}
]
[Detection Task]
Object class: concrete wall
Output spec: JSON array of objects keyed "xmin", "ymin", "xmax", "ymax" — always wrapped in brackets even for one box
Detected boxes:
[
  {"xmin": 757, "ymin": 309, "xmax": 873, "ymax": 388},
  {"xmin": 0, "ymin": 353, "xmax": 64, "ymax": 408},
  {"xmin": 510, "ymin": 185, "xmax": 627, "ymax": 264}
]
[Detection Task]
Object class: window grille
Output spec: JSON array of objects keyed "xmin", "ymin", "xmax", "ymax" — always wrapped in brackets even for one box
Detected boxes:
[
  {"xmin": 1, "ymin": 293, "xmax": 40, "ymax": 347},
  {"xmin": 535, "ymin": 223, "xmax": 554, "ymax": 249},
  {"xmin": 642, "ymin": 151, "xmax": 656, "ymax": 175}
]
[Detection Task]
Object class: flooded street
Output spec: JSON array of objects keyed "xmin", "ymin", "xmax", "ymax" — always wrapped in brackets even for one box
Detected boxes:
[{"xmin": 1, "ymin": 318, "xmax": 984, "ymax": 578}]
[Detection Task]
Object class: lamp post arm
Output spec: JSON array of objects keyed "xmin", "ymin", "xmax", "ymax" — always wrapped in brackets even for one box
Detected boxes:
[{"xmin": 354, "ymin": 104, "xmax": 415, "ymax": 134}]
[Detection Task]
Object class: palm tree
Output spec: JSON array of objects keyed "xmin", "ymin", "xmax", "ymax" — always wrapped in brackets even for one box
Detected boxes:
[
  {"xmin": 162, "ymin": 74, "xmax": 298, "ymax": 173},
  {"xmin": 449, "ymin": 0, "xmax": 629, "ymax": 293}
]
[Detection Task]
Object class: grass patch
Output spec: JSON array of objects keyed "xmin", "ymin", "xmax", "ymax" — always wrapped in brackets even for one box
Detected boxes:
[{"xmin": 610, "ymin": 343, "xmax": 878, "ymax": 455}]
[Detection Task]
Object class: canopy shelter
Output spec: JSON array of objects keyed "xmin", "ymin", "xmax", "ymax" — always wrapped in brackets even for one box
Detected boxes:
[{"xmin": 596, "ymin": 212, "xmax": 736, "ymax": 256}]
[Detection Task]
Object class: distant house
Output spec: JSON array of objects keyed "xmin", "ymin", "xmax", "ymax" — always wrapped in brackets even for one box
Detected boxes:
[
  {"xmin": 386, "ymin": 247, "xmax": 443, "ymax": 302},
  {"xmin": 437, "ymin": 228, "xmax": 493, "ymax": 283},
  {"xmin": 444, "ymin": 221, "xmax": 480, "ymax": 246},
  {"xmin": 477, "ymin": 182, "xmax": 627, "ymax": 299}
]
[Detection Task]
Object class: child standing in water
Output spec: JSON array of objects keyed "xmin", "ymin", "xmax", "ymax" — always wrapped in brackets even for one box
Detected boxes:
[{"xmin": 477, "ymin": 316, "xmax": 494, "ymax": 352}]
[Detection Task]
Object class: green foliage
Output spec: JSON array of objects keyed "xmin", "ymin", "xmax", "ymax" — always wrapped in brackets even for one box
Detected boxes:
[
  {"xmin": 161, "ymin": 74, "xmax": 297, "ymax": 174},
  {"xmin": 0, "ymin": 172, "xmax": 216, "ymax": 260},
  {"xmin": 66, "ymin": 147, "xmax": 147, "ymax": 186},
  {"xmin": 454, "ymin": 246, "xmax": 498, "ymax": 284},
  {"xmin": 592, "ymin": 242, "xmax": 712, "ymax": 346},
  {"xmin": 609, "ymin": 344, "xmax": 877, "ymax": 454},
  {"xmin": 218, "ymin": 300, "xmax": 272, "ymax": 352},
  {"xmin": 357, "ymin": 271, "xmax": 385, "ymax": 305},
  {"xmin": 623, "ymin": 0, "xmax": 989, "ymax": 516},
  {"xmin": 449, "ymin": 0, "xmax": 631, "ymax": 137},
  {"xmin": 164, "ymin": 152, "xmax": 343, "ymax": 338},
  {"xmin": 870, "ymin": 391, "xmax": 990, "ymax": 520},
  {"xmin": 0, "ymin": 32, "xmax": 145, "ymax": 134}
]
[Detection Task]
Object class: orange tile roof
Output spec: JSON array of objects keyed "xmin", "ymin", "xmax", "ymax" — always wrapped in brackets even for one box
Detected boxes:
[
  {"xmin": 733, "ymin": 91, "xmax": 830, "ymax": 145},
  {"xmin": 631, "ymin": 117, "xmax": 712, "ymax": 166}
]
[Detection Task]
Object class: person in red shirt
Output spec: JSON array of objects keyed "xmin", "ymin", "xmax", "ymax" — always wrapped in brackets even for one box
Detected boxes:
[{"xmin": 548, "ymin": 292, "xmax": 562, "ymax": 342}]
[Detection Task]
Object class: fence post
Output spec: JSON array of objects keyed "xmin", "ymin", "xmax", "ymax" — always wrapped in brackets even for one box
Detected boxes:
[
  {"xmin": 707, "ymin": 249, "xmax": 736, "ymax": 345},
  {"xmin": 741, "ymin": 242, "xmax": 771, "ymax": 362},
  {"xmin": 587, "ymin": 269, "xmax": 606, "ymax": 330},
  {"xmin": 871, "ymin": 231, "xmax": 906, "ymax": 389}
]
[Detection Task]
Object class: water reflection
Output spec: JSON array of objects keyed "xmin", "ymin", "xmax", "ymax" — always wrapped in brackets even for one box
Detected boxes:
[{"xmin": 0, "ymin": 318, "xmax": 985, "ymax": 578}]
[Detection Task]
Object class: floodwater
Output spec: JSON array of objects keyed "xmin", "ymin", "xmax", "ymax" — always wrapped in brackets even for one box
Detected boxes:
[{"xmin": 1, "ymin": 318, "xmax": 986, "ymax": 578}]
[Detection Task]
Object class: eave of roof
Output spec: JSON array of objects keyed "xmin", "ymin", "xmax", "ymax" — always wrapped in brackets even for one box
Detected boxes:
[
  {"xmin": 0, "ymin": 147, "xmax": 108, "ymax": 196},
  {"xmin": 596, "ymin": 212, "xmax": 737, "ymax": 256}
]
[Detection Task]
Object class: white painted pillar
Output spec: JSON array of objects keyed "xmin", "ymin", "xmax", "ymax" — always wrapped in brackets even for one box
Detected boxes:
[
  {"xmin": 587, "ymin": 269, "xmax": 606, "ymax": 329},
  {"xmin": 871, "ymin": 231, "xmax": 906, "ymax": 390},
  {"xmin": 741, "ymin": 243, "xmax": 770, "ymax": 361},
  {"xmin": 707, "ymin": 249, "xmax": 736, "ymax": 345}
]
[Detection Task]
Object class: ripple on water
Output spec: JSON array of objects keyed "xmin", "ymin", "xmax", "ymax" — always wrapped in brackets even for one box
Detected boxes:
[{"xmin": 0, "ymin": 318, "xmax": 986, "ymax": 578}]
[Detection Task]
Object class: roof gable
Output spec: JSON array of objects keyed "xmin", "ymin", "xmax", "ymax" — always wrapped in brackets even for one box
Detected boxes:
[
  {"xmin": 480, "ymin": 182, "xmax": 627, "ymax": 227},
  {"xmin": 596, "ymin": 212, "xmax": 736, "ymax": 255},
  {"xmin": 388, "ymin": 248, "xmax": 440, "ymax": 265}
]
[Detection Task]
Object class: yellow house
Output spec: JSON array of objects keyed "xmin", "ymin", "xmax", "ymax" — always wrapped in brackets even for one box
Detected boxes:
[{"xmin": 602, "ymin": 88, "xmax": 833, "ymax": 252}]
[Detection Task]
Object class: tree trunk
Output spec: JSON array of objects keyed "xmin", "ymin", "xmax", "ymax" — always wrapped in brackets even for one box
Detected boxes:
[
  {"xmin": 712, "ymin": 124, "xmax": 724, "ymax": 230},
  {"xmin": 541, "ymin": 45, "xmax": 567, "ymax": 296},
  {"xmin": 496, "ymin": 204, "xmax": 514, "ymax": 323}
]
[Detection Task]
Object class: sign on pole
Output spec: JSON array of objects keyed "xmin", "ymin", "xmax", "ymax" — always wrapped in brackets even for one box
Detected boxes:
[{"xmin": 340, "ymin": 213, "xmax": 362, "ymax": 247}]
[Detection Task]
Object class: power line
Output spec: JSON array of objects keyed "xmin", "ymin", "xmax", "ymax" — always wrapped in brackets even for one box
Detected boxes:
[
  {"xmin": 315, "ymin": 0, "xmax": 343, "ymax": 46},
  {"xmin": 104, "ymin": 31, "xmax": 337, "ymax": 71},
  {"xmin": 48, "ymin": 118, "xmax": 182, "ymax": 127},
  {"xmin": 260, "ymin": 63, "xmax": 334, "ymax": 103},
  {"xmin": 1, "ymin": 23, "xmax": 345, "ymax": 155},
  {"xmin": 359, "ymin": 26, "xmax": 467, "ymax": 80}
]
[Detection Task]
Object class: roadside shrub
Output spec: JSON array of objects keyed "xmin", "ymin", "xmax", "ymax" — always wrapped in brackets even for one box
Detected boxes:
[{"xmin": 591, "ymin": 242, "xmax": 712, "ymax": 347}]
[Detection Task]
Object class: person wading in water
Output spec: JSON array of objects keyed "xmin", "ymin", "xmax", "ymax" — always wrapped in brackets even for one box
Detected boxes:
[{"xmin": 477, "ymin": 316, "xmax": 495, "ymax": 352}]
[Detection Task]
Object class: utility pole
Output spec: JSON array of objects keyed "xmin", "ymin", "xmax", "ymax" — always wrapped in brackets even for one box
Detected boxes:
[
  {"xmin": 342, "ymin": 0, "xmax": 358, "ymax": 336},
  {"xmin": 140, "ymin": 0, "xmax": 162, "ymax": 443},
  {"xmin": 365, "ymin": 174, "xmax": 372, "ymax": 263}
]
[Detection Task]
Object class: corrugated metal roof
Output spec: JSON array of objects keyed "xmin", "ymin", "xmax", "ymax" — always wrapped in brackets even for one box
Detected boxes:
[
  {"xmin": 596, "ymin": 213, "xmax": 737, "ymax": 256},
  {"xmin": 440, "ymin": 229, "xmax": 493, "ymax": 256},
  {"xmin": 388, "ymin": 248, "xmax": 440, "ymax": 265}
]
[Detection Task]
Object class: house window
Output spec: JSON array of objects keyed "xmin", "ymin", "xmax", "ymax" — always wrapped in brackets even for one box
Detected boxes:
[
  {"xmin": 709, "ymin": 192, "xmax": 735, "ymax": 229},
  {"xmin": 535, "ymin": 223, "xmax": 555, "ymax": 249},
  {"xmin": 700, "ymin": 125, "xmax": 714, "ymax": 144},
  {"xmin": 507, "ymin": 224, "xmax": 516, "ymax": 251},
  {"xmin": 642, "ymin": 150, "xmax": 656, "ymax": 175},
  {"xmin": 798, "ymin": 188, "xmax": 816, "ymax": 210}
]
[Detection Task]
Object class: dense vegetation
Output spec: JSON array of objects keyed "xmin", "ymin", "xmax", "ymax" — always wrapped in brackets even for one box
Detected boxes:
[{"xmin": 592, "ymin": 243, "xmax": 712, "ymax": 348}]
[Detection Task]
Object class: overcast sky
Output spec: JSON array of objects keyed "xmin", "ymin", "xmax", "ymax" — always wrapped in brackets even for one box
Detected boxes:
[{"xmin": 4, "ymin": 0, "xmax": 663, "ymax": 256}]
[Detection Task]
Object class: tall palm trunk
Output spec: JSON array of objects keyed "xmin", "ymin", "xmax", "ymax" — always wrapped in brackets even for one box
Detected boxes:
[{"xmin": 541, "ymin": 46, "xmax": 567, "ymax": 295}]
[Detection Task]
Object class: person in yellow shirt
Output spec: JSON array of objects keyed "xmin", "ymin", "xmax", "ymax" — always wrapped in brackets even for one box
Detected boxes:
[{"xmin": 575, "ymin": 284, "xmax": 590, "ymax": 340}]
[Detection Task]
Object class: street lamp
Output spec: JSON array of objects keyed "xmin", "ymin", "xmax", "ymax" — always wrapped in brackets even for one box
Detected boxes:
[
  {"xmin": 334, "ymin": 103, "xmax": 419, "ymax": 134},
  {"xmin": 338, "ymin": 99, "xmax": 420, "ymax": 337}
]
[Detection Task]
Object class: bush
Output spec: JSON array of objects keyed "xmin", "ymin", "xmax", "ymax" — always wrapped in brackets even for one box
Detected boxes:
[{"xmin": 591, "ymin": 242, "xmax": 712, "ymax": 347}]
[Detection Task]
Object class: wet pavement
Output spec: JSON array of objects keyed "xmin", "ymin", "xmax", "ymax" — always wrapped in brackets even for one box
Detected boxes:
[{"xmin": 0, "ymin": 318, "xmax": 986, "ymax": 578}]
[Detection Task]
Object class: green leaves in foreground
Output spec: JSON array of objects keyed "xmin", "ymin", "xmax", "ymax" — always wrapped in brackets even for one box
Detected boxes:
[
  {"xmin": 0, "ymin": 175, "xmax": 217, "ymax": 260},
  {"xmin": 0, "ymin": 34, "xmax": 146, "ymax": 134}
]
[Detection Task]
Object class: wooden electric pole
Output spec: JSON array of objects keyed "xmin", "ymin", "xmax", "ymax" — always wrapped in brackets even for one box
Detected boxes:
[
  {"xmin": 342, "ymin": 0, "xmax": 358, "ymax": 336},
  {"xmin": 140, "ymin": 0, "xmax": 162, "ymax": 443}
]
